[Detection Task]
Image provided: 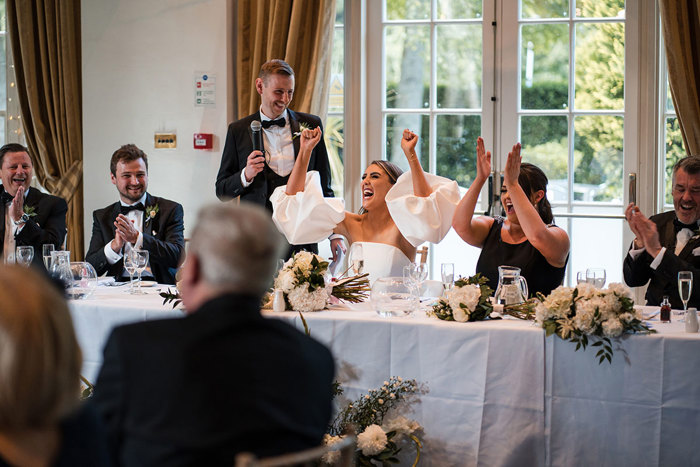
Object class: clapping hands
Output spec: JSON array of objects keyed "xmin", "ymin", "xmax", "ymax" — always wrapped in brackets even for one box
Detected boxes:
[
  {"xmin": 475, "ymin": 137, "xmax": 491, "ymax": 183},
  {"xmin": 504, "ymin": 142, "xmax": 522, "ymax": 187}
]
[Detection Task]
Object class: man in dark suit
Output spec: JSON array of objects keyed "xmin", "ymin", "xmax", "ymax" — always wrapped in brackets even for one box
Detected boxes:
[
  {"xmin": 86, "ymin": 144, "xmax": 184, "ymax": 284},
  {"xmin": 92, "ymin": 202, "xmax": 335, "ymax": 466},
  {"xmin": 0, "ymin": 143, "xmax": 67, "ymax": 267},
  {"xmin": 215, "ymin": 59, "xmax": 343, "ymax": 257},
  {"xmin": 624, "ymin": 155, "xmax": 700, "ymax": 308}
]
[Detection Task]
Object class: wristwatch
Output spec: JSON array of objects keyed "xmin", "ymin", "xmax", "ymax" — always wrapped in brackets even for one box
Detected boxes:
[{"xmin": 13, "ymin": 213, "xmax": 30, "ymax": 225}]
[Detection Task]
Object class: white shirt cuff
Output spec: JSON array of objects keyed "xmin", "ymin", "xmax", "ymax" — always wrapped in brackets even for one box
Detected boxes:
[
  {"xmin": 241, "ymin": 169, "xmax": 252, "ymax": 188},
  {"xmin": 628, "ymin": 246, "xmax": 645, "ymax": 260},
  {"xmin": 104, "ymin": 241, "xmax": 122, "ymax": 265},
  {"xmin": 329, "ymin": 234, "xmax": 343, "ymax": 241},
  {"xmin": 650, "ymin": 247, "xmax": 666, "ymax": 270}
]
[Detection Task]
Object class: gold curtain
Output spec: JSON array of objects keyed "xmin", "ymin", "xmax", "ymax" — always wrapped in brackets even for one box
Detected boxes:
[
  {"xmin": 236, "ymin": 0, "xmax": 336, "ymax": 121},
  {"xmin": 6, "ymin": 0, "xmax": 84, "ymax": 258},
  {"xmin": 660, "ymin": 0, "xmax": 700, "ymax": 156}
]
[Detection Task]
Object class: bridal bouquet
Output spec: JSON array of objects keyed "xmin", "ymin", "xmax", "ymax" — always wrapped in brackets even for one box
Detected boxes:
[
  {"xmin": 274, "ymin": 251, "xmax": 369, "ymax": 312},
  {"xmin": 324, "ymin": 377, "xmax": 426, "ymax": 466},
  {"xmin": 536, "ymin": 282, "xmax": 655, "ymax": 364},
  {"xmin": 431, "ymin": 274, "xmax": 494, "ymax": 322}
]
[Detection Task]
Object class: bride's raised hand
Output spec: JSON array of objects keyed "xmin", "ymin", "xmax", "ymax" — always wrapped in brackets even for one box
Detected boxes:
[
  {"xmin": 401, "ymin": 129, "xmax": 419, "ymax": 158},
  {"xmin": 504, "ymin": 142, "xmax": 522, "ymax": 186},
  {"xmin": 475, "ymin": 136, "xmax": 491, "ymax": 183},
  {"xmin": 299, "ymin": 127, "xmax": 322, "ymax": 154}
]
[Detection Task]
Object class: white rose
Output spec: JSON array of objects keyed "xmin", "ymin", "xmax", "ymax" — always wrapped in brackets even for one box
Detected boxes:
[
  {"xmin": 274, "ymin": 270, "xmax": 296, "ymax": 293},
  {"xmin": 382, "ymin": 415, "xmax": 421, "ymax": 436},
  {"xmin": 357, "ymin": 424, "xmax": 387, "ymax": 456},
  {"xmin": 287, "ymin": 285, "xmax": 328, "ymax": 312},
  {"xmin": 447, "ymin": 284, "xmax": 481, "ymax": 314},
  {"xmin": 452, "ymin": 305, "xmax": 470, "ymax": 322},
  {"xmin": 602, "ymin": 318, "xmax": 624, "ymax": 337}
]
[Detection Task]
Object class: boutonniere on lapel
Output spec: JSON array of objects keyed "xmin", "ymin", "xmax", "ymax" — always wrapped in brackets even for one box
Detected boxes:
[
  {"xmin": 144, "ymin": 204, "xmax": 159, "ymax": 225},
  {"xmin": 23, "ymin": 205, "xmax": 37, "ymax": 218},
  {"xmin": 292, "ymin": 121, "xmax": 313, "ymax": 139}
]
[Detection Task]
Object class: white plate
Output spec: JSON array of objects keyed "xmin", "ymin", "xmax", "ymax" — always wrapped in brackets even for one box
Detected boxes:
[{"xmin": 139, "ymin": 281, "xmax": 158, "ymax": 287}]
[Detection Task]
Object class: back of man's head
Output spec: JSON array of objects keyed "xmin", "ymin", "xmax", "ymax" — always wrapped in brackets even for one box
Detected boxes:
[{"xmin": 188, "ymin": 202, "xmax": 284, "ymax": 297}]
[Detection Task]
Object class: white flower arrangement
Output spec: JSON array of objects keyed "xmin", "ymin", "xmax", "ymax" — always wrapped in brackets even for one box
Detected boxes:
[
  {"xmin": 272, "ymin": 251, "xmax": 370, "ymax": 312},
  {"xmin": 326, "ymin": 376, "xmax": 425, "ymax": 466},
  {"xmin": 273, "ymin": 251, "xmax": 330, "ymax": 312},
  {"xmin": 432, "ymin": 274, "xmax": 494, "ymax": 322},
  {"xmin": 536, "ymin": 282, "xmax": 656, "ymax": 363}
]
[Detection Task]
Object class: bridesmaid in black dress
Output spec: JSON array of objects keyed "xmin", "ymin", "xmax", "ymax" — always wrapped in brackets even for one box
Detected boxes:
[{"xmin": 452, "ymin": 138, "xmax": 570, "ymax": 296}]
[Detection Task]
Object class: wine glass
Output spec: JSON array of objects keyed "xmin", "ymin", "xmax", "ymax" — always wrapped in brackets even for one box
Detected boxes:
[
  {"xmin": 132, "ymin": 249, "xmax": 149, "ymax": 295},
  {"xmin": 15, "ymin": 246, "xmax": 34, "ymax": 267},
  {"xmin": 586, "ymin": 268, "xmax": 606, "ymax": 288},
  {"xmin": 576, "ymin": 271, "xmax": 587, "ymax": 284},
  {"xmin": 410, "ymin": 262, "xmax": 428, "ymax": 297},
  {"xmin": 123, "ymin": 250, "xmax": 138, "ymax": 293},
  {"xmin": 441, "ymin": 263, "xmax": 454, "ymax": 293},
  {"xmin": 42, "ymin": 244, "xmax": 55, "ymax": 270},
  {"xmin": 351, "ymin": 243, "xmax": 364, "ymax": 275},
  {"xmin": 678, "ymin": 271, "xmax": 693, "ymax": 322}
]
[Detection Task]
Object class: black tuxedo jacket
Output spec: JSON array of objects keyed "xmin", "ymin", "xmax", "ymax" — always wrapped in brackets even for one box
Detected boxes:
[
  {"xmin": 0, "ymin": 186, "xmax": 67, "ymax": 268},
  {"xmin": 85, "ymin": 193, "xmax": 184, "ymax": 284},
  {"xmin": 623, "ymin": 210, "xmax": 700, "ymax": 308},
  {"xmin": 92, "ymin": 293, "xmax": 335, "ymax": 467},
  {"xmin": 215, "ymin": 109, "xmax": 333, "ymax": 207}
]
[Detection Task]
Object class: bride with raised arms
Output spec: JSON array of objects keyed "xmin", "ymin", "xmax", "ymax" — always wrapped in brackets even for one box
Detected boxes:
[{"xmin": 271, "ymin": 127, "xmax": 460, "ymax": 284}]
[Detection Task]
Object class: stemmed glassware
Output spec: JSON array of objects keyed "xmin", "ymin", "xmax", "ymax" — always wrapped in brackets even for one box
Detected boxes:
[
  {"xmin": 576, "ymin": 271, "xmax": 587, "ymax": 284},
  {"xmin": 678, "ymin": 271, "xmax": 693, "ymax": 322},
  {"xmin": 586, "ymin": 268, "xmax": 606, "ymax": 288},
  {"xmin": 132, "ymin": 249, "xmax": 149, "ymax": 295},
  {"xmin": 124, "ymin": 250, "xmax": 138, "ymax": 293},
  {"xmin": 15, "ymin": 246, "xmax": 34, "ymax": 267},
  {"xmin": 42, "ymin": 244, "xmax": 55, "ymax": 270},
  {"xmin": 441, "ymin": 263, "xmax": 454, "ymax": 293}
]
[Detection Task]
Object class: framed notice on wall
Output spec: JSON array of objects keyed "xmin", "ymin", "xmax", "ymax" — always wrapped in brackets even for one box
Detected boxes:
[{"xmin": 194, "ymin": 72, "xmax": 216, "ymax": 107}]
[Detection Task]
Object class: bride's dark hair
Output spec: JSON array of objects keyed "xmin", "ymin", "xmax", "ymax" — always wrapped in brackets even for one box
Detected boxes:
[
  {"xmin": 359, "ymin": 160, "xmax": 403, "ymax": 214},
  {"xmin": 518, "ymin": 163, "xmax": 553, "ymax": 224}
]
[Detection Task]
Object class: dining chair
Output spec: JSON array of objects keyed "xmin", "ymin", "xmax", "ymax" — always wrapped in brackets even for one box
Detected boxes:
[{"xmin": 233, "ymin": 434, "xmax": 355, "ymax": 467}]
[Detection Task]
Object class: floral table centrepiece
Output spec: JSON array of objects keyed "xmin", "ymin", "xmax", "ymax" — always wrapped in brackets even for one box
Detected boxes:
[
  {"xmin": 535, "ymin": 282, "xmax": 656, "ymax": 364},
  {"xmin": 431, "ymin": 274, "xmax": 494, "ymax": 322},
  {"xmin": 274, "ymin": 251, "xmax": 370, "ymax": 312},
  {"xmin": 324, "ymin": 377, "xmax": 426, "ymax": 466}
]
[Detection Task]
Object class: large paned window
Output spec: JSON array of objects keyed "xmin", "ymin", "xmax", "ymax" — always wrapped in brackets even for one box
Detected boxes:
[
  {"xmin": 508, "ymin": 1, "xmax": 627, "ymax": 285},
  {"xmin": 326, "ymin": 1, "xmax": 345, "ymax": 198},
  {"xmin": 360, "ymin": 0, "xmax": 654, "ymax": 284}
]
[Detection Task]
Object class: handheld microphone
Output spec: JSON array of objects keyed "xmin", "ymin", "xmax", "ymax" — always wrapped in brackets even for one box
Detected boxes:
[{"xmin": 250, "ymin": 120, "xmax": 265, "ymax": 156}]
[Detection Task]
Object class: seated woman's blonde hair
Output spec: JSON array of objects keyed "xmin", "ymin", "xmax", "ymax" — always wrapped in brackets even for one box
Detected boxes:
[{"xmin": 0, "ymin": 266, "xmax": 81, "ymax": 430}]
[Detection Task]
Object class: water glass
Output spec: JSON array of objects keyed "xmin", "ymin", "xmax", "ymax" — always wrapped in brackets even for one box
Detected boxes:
[
  {"xmin": 42, "ymin": 244, "xmax": 55, "ymax": 270},
  {"xmin": 124, "ymin": 250, "xmax": 138, "ymax": 293},
  {"xmin": 576, "ymin": 271, "xmax": 587, "ymax": 284},
  {"xmin": 586, "ymin": 268, "xmax": 606, "ymax": 288},
  {"xmin": 15, "ymin": 246, "xmax": 34, "ymax": 267},
  {"xmin": 441, "ymin": 263, "xmax": 455, "ymax": 292},
  {"xmin": 131, "ymin": 249, "xmax": 149, "ymax": 295},
  {"xmin": 678, "ymin": 271, "xmax": 693, "ymax": 322}
]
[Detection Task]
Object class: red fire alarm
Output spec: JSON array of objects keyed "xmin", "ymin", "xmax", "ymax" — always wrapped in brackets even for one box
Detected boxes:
[{"xmin": 193, "ymin": 133, "xmax": 213, "ymax": 150}]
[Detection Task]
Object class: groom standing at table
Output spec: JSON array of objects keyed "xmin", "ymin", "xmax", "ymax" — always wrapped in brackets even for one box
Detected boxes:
[
  {"xmin": 85, "ymin": 144, "xmax": 184, "ymax": 284},
  {"xmin": 215, "ymin": 59, "xmax": 343, "ymax": 258},
  {"xmin": 92, "ymin": 202, "xmax": 335, "ymax": 465},
  {"xmin": 624, "ymin": 155, "xmax": 700, "ymax": 309},
  {"xmin": 0, "ymin": 143, "xmax": 67, "ymax": 266}
]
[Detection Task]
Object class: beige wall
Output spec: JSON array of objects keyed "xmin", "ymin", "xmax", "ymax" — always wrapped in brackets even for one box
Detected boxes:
[{"xmin": 81, "ymin": 0, "xmax": 229, "ymax": 249}]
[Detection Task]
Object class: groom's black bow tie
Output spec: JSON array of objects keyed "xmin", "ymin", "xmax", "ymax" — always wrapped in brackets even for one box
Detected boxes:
[
  {"xmin": 120, "ymin": 203, "xmax": 145, "ymax": 215},
  {"xmin": 673, "ymin": 218, "xmax": 698, "ymax": 233},
  {"xmin": 261, "ymin": 117, "xmax": 286, "ymax": 129}
]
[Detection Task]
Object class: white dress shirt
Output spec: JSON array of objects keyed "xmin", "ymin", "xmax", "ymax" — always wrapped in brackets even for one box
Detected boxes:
[
  {"xmin": 3, "ymin": 189, "xmax": 30, "ymax": 263},
  {"xmin": 103, "ymin": 193, "xmax": 146, "ymax": 265},
  {"xmin": 241, "ymin": 108, "xmax": 295, "ymax": 187},
  {"xmin": 628, "ymin": 226, "xmax": 697, "ymax": 270}
]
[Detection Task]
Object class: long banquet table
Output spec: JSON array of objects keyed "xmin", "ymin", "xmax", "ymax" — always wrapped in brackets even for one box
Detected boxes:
[{"xmin": 69, "ymin": 287, "xmax": 700, "ymax": 466}]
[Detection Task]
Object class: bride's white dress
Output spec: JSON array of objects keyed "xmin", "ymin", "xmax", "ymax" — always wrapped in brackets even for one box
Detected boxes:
[{"xmin": 270, "ymin": 170, "xmax": 460, "ymax": 284}]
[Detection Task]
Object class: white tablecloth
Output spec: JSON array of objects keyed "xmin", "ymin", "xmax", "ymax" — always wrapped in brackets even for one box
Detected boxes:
[{"xmin": 69, "ymin": 291, "xmax": 700, "ymax": 466}]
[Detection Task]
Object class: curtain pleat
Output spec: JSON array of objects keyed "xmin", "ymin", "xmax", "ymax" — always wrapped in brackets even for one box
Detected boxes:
[
  {"xmin": 660, "ymin": 0, "xmax": 700, "ymax": 156},
  {"xmin": 7, "ymin": 0, "xmax": 84, "ymax": 259},
  {"xmin": 236, "ymin": 0, "xmax": 335, "ymax": 122}
]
